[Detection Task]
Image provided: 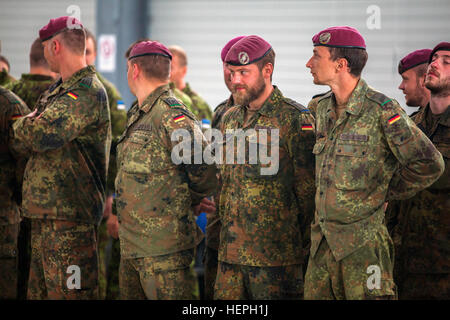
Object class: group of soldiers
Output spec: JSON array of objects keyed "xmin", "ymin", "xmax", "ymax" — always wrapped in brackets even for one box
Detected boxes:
[{"xmin": 0, "ymin": 15, "xmax": 448, "ymax": 300}]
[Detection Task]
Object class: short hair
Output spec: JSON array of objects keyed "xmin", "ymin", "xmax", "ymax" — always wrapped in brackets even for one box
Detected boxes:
[
  {"xmin": 255, "ymin": 48, "xmax": 276, "ymax": 80},
  {"xmin": 0, "ymin": 55, "xmax": 10, "ymax": 72},
  {"xmin": 414, "ymin": 63, "xmax": 428, "ymax": 78},
  {"xmin": 328, "ymin": 47, "xmax": 368, "ymax": 77},
  {"xmin": 29, "ymin": 38, "xmax": 49, "ymax": 68},
  {"xmin": 84, "ymin": 28, "xmax": 97, "ymax": 53},
  {"xmin": 58, "ymin": 27, "xmax": 86, "ymax": 56},
  {"xmin": 168, "ymin": 45, "xmax": 187, "ymax": 67},
  {"xmin": 126, "ymin": 39, "xmax": 170, "ymax": 81}
]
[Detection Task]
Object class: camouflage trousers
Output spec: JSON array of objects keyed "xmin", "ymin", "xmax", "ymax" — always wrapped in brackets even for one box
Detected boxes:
[
  {"xmin": 214, "ymin": 262, "xmax": 304, "ymax": 300},
  {"xmin": 0, "ymin": 223, "xmax": 19, "ymax": 299},
  {"xmin": 28, "ymin": 219, "xmax": 99, "ymax": 300},
  {"xmin": 397, "ymin": 273, "xmax": 450, "ymax": 300},
  {"xmin": 203, "ymin": 246, "xmax": 218, "ymax": 300},
  {"xmin": 119, "ymin": 249, "xmax": 198, "ymax": 300},
  {"xmin": 304, "ymin": 233, "xmax": 397, "ymax": 300},
  {"xmin": 97, "ymin": 219, "xmax": 121, "ymax": 300}
]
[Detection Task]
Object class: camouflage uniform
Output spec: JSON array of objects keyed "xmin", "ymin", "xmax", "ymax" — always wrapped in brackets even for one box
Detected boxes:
[
  {"xmin": 215, "ymin": 86, "xmax": 315, "ymax": 300},
  {"xmin": 182, "ymin": 82, "xmax": 212, "ymax": 121},
  {"xmin": 304, "ymin": 78, "xmax": 445, "ymax": 300},
  {"xmin": 115, "ymin": 84, "xmax": 217, "ymax": 300},
  {"xmin": 169, "ymin": 82, "xmax": 193, "ymax": 110},
  {"xmin": 203, "ymin": 95, "xmax": 234, "ymax": 300},
  {"xmin": 95, "ymin": 71, "xmax": 126, "ymax": 300},
  {"xmin": 386, "ymin": 104, "xmax": 450, "ymax": 299},
  {"xmin": 0, "ymin": 69, "xmax": 16, "ymax": 87},
  {"xmin": 11, "ymin": 65, "xmax": 111, "ymax": 299},
  {"xmin": 4, "ymin": 73, "xmax": 54, "ymax": 299},
  {"xmin": 0, "ymin": 87, "xmax": 30, "ymax": 299},
  {"xmin": 5, "ymin": 74, "xmax": 54, "ymax": 108}
]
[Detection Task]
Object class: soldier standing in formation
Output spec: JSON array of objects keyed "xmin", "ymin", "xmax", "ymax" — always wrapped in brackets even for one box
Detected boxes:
[
  {"xmin": 203, "ymin": 35, "xmax": 245, "ymax": 300},
  {"xmin": 304, "ymin": 26, "xmax": 444, "ymax": 300},
  {"xmin": 387, "ymin": 42, "xmax": 450, "ymax": 299},
  {"xmin": 115, "ymin": 40, "xmax": 217, "ymax": 299},
  {"xmin": 10, "ymin": 16, "xmax": 111, "ymax": 299},
  {"xmin": 0, "ymin": 87, "xmax": 30, "ymax": 299},
  {"xmin": 4, "ymin": 36, "xmax": 57, "ymax": 300},
  {"xmin": 169, "ymin": 45, "xmax": 213, "ymax": 121},
  {"xmin": 6, "ymin": 38, "xmax": 57, "ymax": 108},
  {"xmin": 214, "ymin": 35, "xmax": 315, "ymax": 299}
]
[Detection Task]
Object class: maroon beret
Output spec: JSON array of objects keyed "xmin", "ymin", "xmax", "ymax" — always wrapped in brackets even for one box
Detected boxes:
[
  {"xmin": 429, "ymin": 42, "xmax": 450, "ymax": 63},
  {"xmin": 128, "ymin": 41, "xmax": 172, "ymax": 60},
  {"xmin": 221, "ymin": 36, "xmax": 246, "ymax": 62},
  {"xmin": 312, "ymin": 26, "xmax": 366, "ymax": 49},
  {"xmin": 39, "ymin": 16, "xmax": 83, "ymax": 42},
  {"xmin": 224, "ymin": 35, "xmax": 272, "ymax": 66},
  {"xmin": 398, "ymin": 49, "xmax": 431, "ymax": 74}
]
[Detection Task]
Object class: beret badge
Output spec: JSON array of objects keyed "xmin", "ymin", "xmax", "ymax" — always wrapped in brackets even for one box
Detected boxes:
[
  {"xmin": 319, "ymin": 32, "xmax": 331, "ymax": 44},
  {"xmin": 238, "ymin": 52, "xmax": 250, "ymax": 65}
]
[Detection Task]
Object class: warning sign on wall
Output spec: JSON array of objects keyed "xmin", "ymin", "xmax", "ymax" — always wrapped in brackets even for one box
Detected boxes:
[{"xmin": 98, "ymin": 34, "xmax": 116, "ymax": 72}]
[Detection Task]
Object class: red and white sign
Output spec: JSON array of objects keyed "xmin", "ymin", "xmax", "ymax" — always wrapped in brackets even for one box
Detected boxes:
[{"xmin": 98, "ymin": 34, "xmax": 116, "ymax": 72}]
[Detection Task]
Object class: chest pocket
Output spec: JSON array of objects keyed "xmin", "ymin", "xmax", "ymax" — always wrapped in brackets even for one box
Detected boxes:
[
  {"xmin": 243, "ymin": 129, "xmax": 281, "ymax": 179},
  {"xmin": 119, "ymin": 128, "xmax": 172, "ymax": 175},
  {"xmin": 334, "ymin": 139, "xmax": 369, "ymax": 190}
]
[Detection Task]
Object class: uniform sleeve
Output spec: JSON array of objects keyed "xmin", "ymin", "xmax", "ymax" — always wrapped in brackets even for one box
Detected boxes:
[
  {"xmin": 11, "ymin": 87, "xmax": 102, "ymax": 153},
  {"xmin": 160, "ymin": 107, "xmax": 217, "ymax": 206},
  {"xmin": 289, "ymin": 111, "xmax": 316, "ymax": 260},
  {"xmin": 382, "ymin": 100, "xmax": 445, "ymax": 200}
]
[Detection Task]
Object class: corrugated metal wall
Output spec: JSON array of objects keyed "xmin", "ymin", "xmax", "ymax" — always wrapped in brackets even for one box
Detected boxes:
[
  {"xmin": 0, "ymin": 0, "xmax": 95, "ymax": 79},
  {"xmin": 148, "ymin": 0, "xmax": 450, "ymax": 114}
]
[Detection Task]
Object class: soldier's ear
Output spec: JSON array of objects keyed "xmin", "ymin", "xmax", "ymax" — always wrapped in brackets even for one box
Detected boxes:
[
  {"xmin": 262, "ymin": 63, "xmax": 274, "ymax": 80},
  {"xmin": 51, "ymin": 38, "xmax": 62, "ymax": 55},
  {"xmin": 132, "ymin": 63, "xmax": 140, "ymax": 80}
]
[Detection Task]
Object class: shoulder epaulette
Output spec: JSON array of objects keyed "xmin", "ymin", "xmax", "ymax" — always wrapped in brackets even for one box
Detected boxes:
[
  {"xmin": 312, "ymin": 90, "xmax": 331, "ymax": 100},
  {"xmin": 317, "ymin": 91, "xmax": 332, "ymax": 102},
  {"xmin": 284, "ymin": 97, "xmax": 307, "ymax": 112},
  {"xmin": 163, "ymin": 97, "xmax": 184, "ymax": 108},
  {"xmin": 48, "ymin": 80, "xmax": 60, "ymax": 92},
  {"xmin": 79, "ymin": 77, "xmax": 93, "ymax": 89},
  {"xmin": 0, "ymin": 86, "xmax": 21, "ymax": 104},
  {"xmin": 366, "ymin": 89, "xmax": 394, "ymax": 108}
]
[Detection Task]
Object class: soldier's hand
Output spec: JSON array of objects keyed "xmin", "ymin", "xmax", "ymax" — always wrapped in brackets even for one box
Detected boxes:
[
  {"xmin": 103, "ymin": 195, "xmax": 113, "ymax": 218},
  {"xmin": 24, "ymin": 109, "xmax": 38, "ymax": 119},
  {"xmin": 193, "ymin": 197, "xmax": 216, "ymax": 216},
  {"xmin": 384, "ymin": 202, "xmax": 388, "ymax": 212},
  {"xmin": 107, "ymin": 213, "xmax": 119, "ymax": 239}
]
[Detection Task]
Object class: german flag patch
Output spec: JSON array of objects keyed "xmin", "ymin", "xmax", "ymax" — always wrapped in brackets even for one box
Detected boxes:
[
  {"xmin": 301, "ymin": 124, "xmax": 313, "ymax": 131},
  {"xmin": 173, "ymin": 114, "xmax": 186, "ymax": 123},
  {"xmin": 11, "ymin": 114, "xmax": 23, "ymax": 121},
  {"xmin": 67, "ymin": 92, "xmax": 78, "ymax": 100},
  {"xmin": 388, "ymin": 114, "xmax": 401, "ymax": 125}
]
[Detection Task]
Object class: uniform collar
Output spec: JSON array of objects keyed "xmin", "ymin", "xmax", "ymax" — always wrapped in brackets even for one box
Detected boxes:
[
  {"xmin": 183, "ymin": 82, "xmax": 192, "ymax": 95},
  {"xmin": 61, "ymin": 65, "xmax": 96, "ymax": 90},
  {"xmin": 255, "ymin": 85, "xmax": 283, "ymax": 117},
  {"xmin": 440, "ymin": 105, "xmax": 450, "ymax": 127},
  {"xmin": 139, "ymin": 83, "xmax": 170, "ymax": 113},
  {"xmin": 21, "ymin": 73, "xmax": 54, "ymax": 82},
  {"xmin": 344, "ymin": 78, "xmax": 368, "ymax": 116}
]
